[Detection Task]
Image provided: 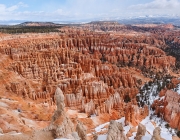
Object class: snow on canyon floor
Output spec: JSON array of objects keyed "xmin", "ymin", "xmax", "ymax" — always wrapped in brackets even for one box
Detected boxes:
[{"xmin": 95, "ymin": 115, "xmax": 174, "ymax": 140}]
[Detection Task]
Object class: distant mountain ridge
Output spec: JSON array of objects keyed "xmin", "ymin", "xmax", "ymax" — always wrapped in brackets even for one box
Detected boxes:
[
  {"xmin": 18, "ymin": 22, "xmax": 59, "ymax": 26},
  {"xmin": 117, "ymin": 17, "xmax": 180, "ymax": 26},
  {"xmin": 0, "ymin": 16, "xmax": 180, "ymax": 26}
]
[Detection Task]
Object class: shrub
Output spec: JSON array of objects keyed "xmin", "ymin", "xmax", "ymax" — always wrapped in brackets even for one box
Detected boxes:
[
  {"xmin": 177, "ymin": 130, "xmax": 180, "ymax": 138},
  {"xmin": 165, "ymin": 123, "xmax": 170, "ymax": 129}
]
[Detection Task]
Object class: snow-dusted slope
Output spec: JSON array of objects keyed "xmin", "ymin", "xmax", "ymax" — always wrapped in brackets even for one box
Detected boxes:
[
  {"xmin": 96, "ymin": 116, "xmax": 173, "ymax": 140},
  {"xmin": 96, "ymin": 78, "xmax": 176, "ymax": 140}
]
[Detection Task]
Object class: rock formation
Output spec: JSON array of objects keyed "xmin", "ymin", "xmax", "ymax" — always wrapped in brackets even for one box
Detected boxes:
[
  {"xmin": 1, "ymin": 30, "xmax": 151, "ymax": 122},
  {"xmin": 152, "ymin": 90, "xmax": 180, "ymax": 130},
  {"xmin": 151, "ymin": 127, "xmax": 164, "ymax": 140},
  {"xmin": 76, "ymin": 120, "xmax": 87, "ymax": 140},
  {"xmin": 43, "ymin": 86, "xmax": 88, "ymax": 140},
  {"xmin": 135, "ymin": 123, "xmax": 146, "ymax": 140},
  {"xmin": 125, "ymin": 101, "xmax": 149, "ymax": 126},
  {"xmin": 1, "ymin": 24, "xmax": 176, "ymax": 124},
  {"xmin": 45, "ymin": 87, "xmax": 76, "ymax": 139},
  {"xmin": 106, "ymin": 120, "xmax": 128, "ymax": 140},
  {"xmin": 0, "ymin": 22, "xmax": 180, "ymax": 139}
]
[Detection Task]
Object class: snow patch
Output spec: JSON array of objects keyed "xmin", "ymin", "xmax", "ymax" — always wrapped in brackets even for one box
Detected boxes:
[
  {"xmin": 141, "ymin": 132, "xmax": 151, "ymax": 140},
  {"xmin": 10, "ymin": 133, "xmax": 22, "ymax": 135},
  {"xmin": 176, "ymin": 84, "xmax": 180, "ymax": 94},
  {"xmin": 141, "ymin": 117, "xmax": 155, "ymax": 135},
  {"xmin": 129, "ymin": 132, "xmax": 136, "ymax": 140},
  {"xmin": 95, "ymin": 122, "xmax": 109, "ymax": 132},
  {"xmin": 97, "ymin": 134, "xmax": 107, "ymax": 140}
]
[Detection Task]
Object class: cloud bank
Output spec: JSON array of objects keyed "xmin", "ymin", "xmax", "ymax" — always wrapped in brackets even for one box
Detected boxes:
[
  {"xmin": 0, "ymin": 0, "xmax": 180, "ymax": 22},
  {"xmin": 129, "ymin": 0, "xmax": 180, "ymax": 9}
]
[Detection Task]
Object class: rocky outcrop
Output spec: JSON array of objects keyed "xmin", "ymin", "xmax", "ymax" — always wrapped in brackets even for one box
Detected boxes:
[
  {"xmin": 125, "ymin": 102, "xmax": 149, "ymax": 126},
  {"xmin": 152, "ymin": 90, "xmax": 180, "ymax": 130},
  {"xmin": 135, "ymin": 123, "xmax": 146, "ymax": 140},
  {"xmin": 164, "ymin": 92, "xmax": 180, "ymax": 129},
  {"xmin": 151, "ymin": 127, "xmax": 164, "ymax": 140},
  {"xmin": 76, "ymin": 120, "xmax": 87, "ymax": 140},
  {"xmin": 45, "ymin": 87, "xmax": 76, "ymax": 139},
  {"xmin": 106, "ymin": 120, "xmax": 128, "ymax": 140}
]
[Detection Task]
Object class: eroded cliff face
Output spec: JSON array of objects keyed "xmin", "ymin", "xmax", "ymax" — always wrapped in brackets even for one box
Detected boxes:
[
  {"xmin": 0, "ymin": 29, "xmax": 152, "ymax": 126},
  {"xmin": 0, "ymin": 22, "xmax": 180, "ymax": 139},
  {"xmin": 152, "ymin": 89, "xmax": 180, "ymax": 130}
]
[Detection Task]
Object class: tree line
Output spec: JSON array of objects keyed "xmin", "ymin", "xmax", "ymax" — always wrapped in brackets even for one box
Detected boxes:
[{"xmin": 0, "ymin": 26, "xmax": 63, "ymax": 34}]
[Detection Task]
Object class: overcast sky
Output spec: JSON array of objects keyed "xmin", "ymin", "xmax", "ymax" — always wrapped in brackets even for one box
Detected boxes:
[{"xmin": 0, "ymin": 0, "xmax": 180, "ymax": 21}]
